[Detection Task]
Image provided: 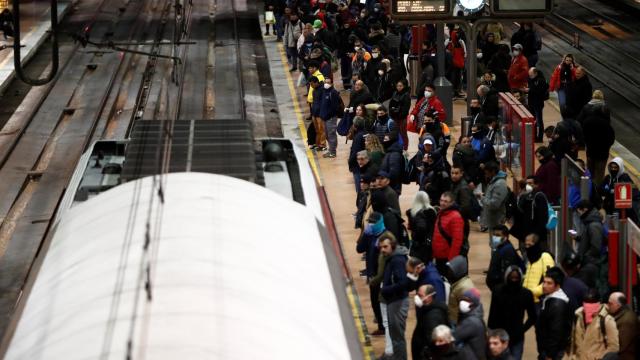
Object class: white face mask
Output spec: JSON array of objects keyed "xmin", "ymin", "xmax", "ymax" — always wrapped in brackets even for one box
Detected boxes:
[
  {"xmin": 372, "ymin": 53, "xmax": 379, "ymax": 59},
  {"xmin": 354, "ymin": 46, "xmax": 361, "ymax": 52},
  {"xmin": 491, "ymin": 235, "xmax": 502, "ymax": 248},
  {"xmin": 323, "ymin": 83, "xmax": 331, "ymax": 89},
  {"xmin": 459, "ymin": 300, "xmax": 472, "ymax": 314},
  {"xmin": 513, "ymin": 50, "xmax": 521, "ymax": 56},
  {"xmin": 414, "ymin": 294, "xmax": 424, "ymax": 308},
  {"xmin": 406, "ymin": 272, "xmax": 419, "ymax": 281},
  {"xmin": 424, "ymin": 90, "xmax": 433, "ymax": 98},
  {"xmin": 378, "ymin": 69, "xmax": 384, "ymax": 76},
  {"xmin": 525, "ymin": 184, "xmax": 534, "ymax": 192}
]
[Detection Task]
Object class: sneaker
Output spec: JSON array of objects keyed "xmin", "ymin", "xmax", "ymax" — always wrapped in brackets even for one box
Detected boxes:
[
  {"xmin": 316, "ymin": 146, "xmax": 327, "ymax": 152},
  {"xmin": 359, "ymin": 269, "xmax": 367, "ymax": 276},
  {"xmin": 322, "ymin": 152, "xmax": 336, "ymax": 158},
  {"xmin": 370, "ymin": 329, "xmax": 385, "ymax": 336},
  {"xmin": 308, "ymin": 144, "xmax": 316, "ymax": 150},
  {"xmin": 264, "ymin": 32, "xmax": 270, "ymax": 36}
]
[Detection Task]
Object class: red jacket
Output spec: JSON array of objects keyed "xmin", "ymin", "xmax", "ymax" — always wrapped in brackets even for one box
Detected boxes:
[
  {"xmin": 508, "ymin": 55, "xmax": 529, "ymax": 90},
  {"xmin": 432, "ymin": 208, "xmax": 464, "ymax": 260},
  {"xmin": 549, "ymin": 63, "xmax": 576, "ymax": 92},
  {"xmin": 410, "ymin": 95, "xmax": 446, "ymax": 122}
]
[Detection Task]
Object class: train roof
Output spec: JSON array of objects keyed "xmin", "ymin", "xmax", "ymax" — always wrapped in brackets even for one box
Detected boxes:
[{"xmin": 5, "ymin": 172, "xmax": 359, "ymax": 359}]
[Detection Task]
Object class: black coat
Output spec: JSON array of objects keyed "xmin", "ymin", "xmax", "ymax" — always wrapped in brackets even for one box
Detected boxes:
[
  {"xmin": 528, "ymin": 73, "xmax": 548, "ymax": 108},
  {"xmin": 566, "ymin": 76, "xmax": 592, "ymax": 115},
  {"xmin": 488, "ymin": 282, "xmax": 536, "ymax": 344},
  {"xmin": 536, "ymin": 296, "xmax": 572, "ymax": 358},
  {"xmin": 481, "ymin": 89, "xmax": 500, "ymax": 118},
  {"xmin": 380, "ymin": 142, "xmax": 405, "ymax": 194},
  {"xmin": 406, "ymin": 207, "xmax": 437, "ymax": 262},
  {"xmin": 579, "ymin": 102, "xmax": 615, "ymax": 161},
  {"xmin": 348, "ymin": 129, "xmax": 367, "ymax": 172},
  {"xmin": 389, "ymin": 88, "xmax": 411, "ymax": 120},
  {"xmin": 347, "ymin": 88, "xmax": 374, "ymax": 109},
  {"xmin": 485, "ymin": 241, "xmax": 524, "ymax": 291},
  {"xmin": 511, "ymin": 191, "xmax": 548, "ymax": 244},
  {"xmin": 411, "ymin": 301, "xmax": 449, "ymax": 360}
]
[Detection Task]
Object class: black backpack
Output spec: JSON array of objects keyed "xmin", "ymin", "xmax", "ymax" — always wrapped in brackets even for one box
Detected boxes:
[{"xmin": 505, "ymin": 187, "xmax": 518, "ymax": 220}]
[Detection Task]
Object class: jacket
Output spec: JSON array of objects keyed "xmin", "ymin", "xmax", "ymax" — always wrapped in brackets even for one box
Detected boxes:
[
  {"xmin": 579, "ymin": 100, "xmax": 615, "ymax": 161},
  {"xmin": 488, "ymin": 269, "xmax": 536, "ymax": 344},
  {"xmin": 447, "ymin": 256, "xmax": 475, "ymax": 324},
  {"xmin": 564, "ymin": 305, "xmax": 619, "ymax": 360},
  {"xmin": 536, "ymin": 289, "xmax": 572, "ymax": 359},
  {"xmin": 485, "ymin": 240, "xmax": 523, "ymax": 290},
  {"xmin": 566, "ymin": 75, "xmax": 593, "ymax": 115},
  {"xmin": 348, "ymin": 129, "xmax": 367, "ymax": 172},
  {"xmin": 450, "ymin": 179, "xmax": 474, "ymax": 221},
  {"xmin": 561, "ymin": 276, "xmax": 588, "ymax": 314},
  {"xmin": 523, "ymin": 251, "xmax": 555, "ymax": 302},
  {"xmin": 576, "ymin": 208, "xmax": 604, "ymax": 266},
  {"xmin": 406, "ymin": 207, "xmax": 437, "ymax": 263},
  {"xmin": 549, "ymin": 63, "xmax": 576, "ymax": 91},
  {"xmin": 283, "ymin": 20, "xmax": 303, "ymax": 48},
  {"xmin": 481, "ymin": 171, "xmax": 509, "ymax": 228},
  {"xmin": 410, "ymin": 95, "xmax": 447, "ymax": 123},
  {"xmin": 307, "ymin": 70, "xmax": 325, "ymax": 104},
  {"xmin": 432, "ymin": 207, "xmax": 464, "ymax": 260},
  {"xmin": 455, "ymin": 303, "xmax": 487, "ymax": 360},
  {"xmin": 507, "ymin": 54, "xmax": 529, "ymax": 90},
  {"xmin": 535, "ymin": 158, "xmax": 561, "ymax": 204},
  {"xmin": 379, "ymin": 142, "xmax": 404, "ymax": 194},
  {"xmin": 381, "ymin": 246, "xmax": 410, "ymax": 303},
  {"xmin": 528, "ymin": 72, "xmax": 548, "ymax": 108},
  {"xmin": 411, "ymin": 263, "xmax": 446, "ymax": 304},
  {"xmin": 310, "ymin": 86, "xmax": 323, "ymax": 116},
  {"xmin": 389, "ymin": 88, "xmax": 411, "ymax": 120},
  {"xmin": 452, "ymin": 144, "xmax": 480, "ymax": 185},
  {"xmin": 356, "ymin": 227, "xmax": 385, "ymax": 278},
  {"xmin": 347, "ymin": 87, "xmax": 374, "ymax": 109},
  {"xmin": 412, "ymin": 301, "xmax": 449, "ymax": 359},
  {"xmin": 613, "ymin": 305, "xmax": 639, "ymax": 360},
  {"xmin": 319, "ymin": 86, "xmax": 340, "ymax": 120},
  {"xmin": 513, "ymin": 191, "xmax": 549, "ymax": 244},
  {"xmin": 601, "ymin": 157, "xmax": 635, "ymax": 215}
]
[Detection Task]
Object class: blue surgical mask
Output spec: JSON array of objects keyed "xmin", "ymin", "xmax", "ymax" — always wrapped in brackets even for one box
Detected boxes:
[{"xmin": 491, "ymin": 235, "xmax": 502, "ymax": 247}]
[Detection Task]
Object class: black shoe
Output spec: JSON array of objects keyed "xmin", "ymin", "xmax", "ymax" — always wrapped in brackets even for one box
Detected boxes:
[
  {"xmin": 264, "ymin": 32, "xmax": 270, "ymax": 35},
  {"xmin": 359, "ymin": 269, "xmax": 367, "ymax": 277}
]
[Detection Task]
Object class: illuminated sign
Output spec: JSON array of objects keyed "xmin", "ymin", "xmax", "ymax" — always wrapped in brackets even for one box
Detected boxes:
[{"xmin": 393, "ymin": 0, "xmax": 448, "ymax": 14}]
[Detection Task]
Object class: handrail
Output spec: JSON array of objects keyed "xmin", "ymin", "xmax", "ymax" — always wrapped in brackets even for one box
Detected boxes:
[{"xmin": 12, "ymin": 0, "xmax": 59, "ymax": 85}]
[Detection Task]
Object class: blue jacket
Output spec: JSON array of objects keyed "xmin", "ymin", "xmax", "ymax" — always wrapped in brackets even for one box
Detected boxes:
[
  {"xmin": 410, "ymin": 262, "xmax": 446, "ymax": 303},
  {"xmin": 356, "ymin": 228, "xmax": 385, "ymax": 278},
  {"xmin": 381, "ymin": 246, "xmax": 410, "ymax": 303},
  {"xmin": 311, "ymin": 86, "xmax": 323, "ymax": 117},
  {"xmin": 319, "ymin": 86, "xmax": 340, "ymax": 120}
]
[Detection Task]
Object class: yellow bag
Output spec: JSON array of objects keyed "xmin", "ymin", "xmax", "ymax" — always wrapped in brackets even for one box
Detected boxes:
[{"xmin": 265, "ymin": 11, "xmax": 275, "ymax": 24}]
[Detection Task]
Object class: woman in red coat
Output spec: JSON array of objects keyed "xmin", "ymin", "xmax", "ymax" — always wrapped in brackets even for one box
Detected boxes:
[
  {"xmin": 508, "ymin": 44, "xmax": 529, "ymax": 91},
  {"xmin": 548, "ymin": 53, "xmax": 576, "ymax": 110}
]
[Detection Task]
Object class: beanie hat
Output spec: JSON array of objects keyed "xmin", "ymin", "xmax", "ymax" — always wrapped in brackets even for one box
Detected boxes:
[
  {"xmin": 313, "ymin": 19, "xmax": 323, "ymax": 29},
  {"xmin": 462, "ymin": 288, "xmax": 481, "ymax": 307}
]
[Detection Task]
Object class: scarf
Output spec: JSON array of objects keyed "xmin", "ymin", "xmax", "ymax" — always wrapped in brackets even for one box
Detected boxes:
[{"xmin": 583, "ymin": 302, "xmax": 600, "ymax": 325}]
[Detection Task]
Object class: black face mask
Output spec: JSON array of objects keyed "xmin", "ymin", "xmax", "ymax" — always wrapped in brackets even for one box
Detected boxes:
[
  {"xmin": 425, "ymin": 122, "xmax": 436, "ymax": 132},
  {"xmin": 610, "ymin": 169, "xmax": 619, "ymax": 178},
  {"xmin": 472, "ymin": 131, "xmax": 483, "ymax": 139},
  {"xmin": 525, "ymin": 242, "xmax": 543, "ymax": 263},
  {"xmin": 378, "ymin": 115, "xmax": 387, "ymax": 122}
]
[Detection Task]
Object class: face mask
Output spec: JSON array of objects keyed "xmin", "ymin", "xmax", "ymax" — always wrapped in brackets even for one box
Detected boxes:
[
  {"xmin": 472, "ymin": 131, "xmax": 483, "ymax": 139},
  {"xmin": 323, "ymin": 83, "xmax": 331, "ymax": 89},
  {"xmin": 378, "ymin": 69, "xmax": 384, "ymax": 76},
  {"xmin": 513, "ymin": 50, "xmax": 520, "ymax": 56},
  {"xmin": 414, "ymin": 294, "xmax": 423, "ymax": 308},
  {"xmin": 525, "ymin": 184, "xmax": 533, "ymax": 192},
  {"xmin": 378, "ymin": 115, "xmax": 387, "ymax": 122},
  {"xmin": 459, "ymin": 300, "xmax": 472, "ymax": 314},
  {"xmin": 610, "ymin": 169, "xmax": 619, "ymax": 177},
  {"xmin": 424, "ymin": 90, "xmax": 433, "ymax": 98},
  {"xmin": 407, "ymin": 272, "xmax": 419, "ymax": 281},
  {"xmin": 491, "ymin": 235, "xmax": 502, "ymax": 247},
  {"xmin": 354, "ymin": 46, "xmax": 361, "ymax": 52},
  {"xmin": 372, "ymin": 53, "xmax": 379, "ymax": 59}
]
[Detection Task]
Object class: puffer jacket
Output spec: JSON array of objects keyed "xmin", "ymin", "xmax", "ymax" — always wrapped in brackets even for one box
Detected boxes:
[
  {"xmin": 508, "ymin": 54, "xmax": 529, "ymax": 90},
  {"xmin": 480, "ymin": 171, "xmax": 508, "ymax": 228},
  {"xmin": 576, "ymin": 208, "xmax": 604, "ymax": 266},
  {"xmin": 455, "ymin": 304, "xmax": 487, "ymax": 360},
  {"xmin": 432, "ymin": 207, "xmax": 464, "ymax": 261},
  {"xmin": 564, "ymin": 305, "xmax": 619, "ymax": 360},
  {"xmin": 447, "ymin": 256, "xmax": 475, "ymax": 324},
  {"xmin": 522, "ymin": 251, "xmax": 555, "ymax": 302},
  {"xmin": 537, "ymin": 289, "xmax": 572, "ymax": 359}
]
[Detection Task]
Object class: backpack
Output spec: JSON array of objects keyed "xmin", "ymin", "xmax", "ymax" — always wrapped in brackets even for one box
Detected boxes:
[
  {"xmin": 337, "ymin": 112, "xmax": 352, "ymax": 136},
  {"xmin": 505, "ymin": 188, "xmax": 518, "ymax": 220},
  {"xmin": 336, "ymin": 94, "xmax": 345, "ymax": 118},
  {"xmin": 535, "ymin": 192, "xmax": 558, "ymax": 230}
]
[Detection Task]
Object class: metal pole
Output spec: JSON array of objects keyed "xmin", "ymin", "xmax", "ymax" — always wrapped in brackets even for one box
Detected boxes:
[
  {"xmin": 620, "ymin": 210, "xmax": 629, "ymax": 297},
  {"xmin": 579, "ymin": 176, "xmax": 590, "ymax": 201},
  {"xmin": 463, "ymin": 21, "xmax": 476, "ymax": 117},
  {"xmin": 523, "ymin": 122, "xmax": 534, "ymax": 177},
  {"xmin": 435, "ymin": 23, "xmax": 452, "ymax": 126},
  {"xmin": 461, "ymin": 116, "xmax": 471, "ymax": 138},
  {"xmin": 559, "ymin": 157, "xmax": 568, "ymax": 260}
]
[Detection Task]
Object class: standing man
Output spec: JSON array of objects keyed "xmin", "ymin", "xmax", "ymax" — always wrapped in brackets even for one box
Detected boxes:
[
  {"xmin": 432, "ymin": 192, "xmax": 465, "ymax": 274},
  {"xmin": 380, "ymin": 235, "xmax": 410, "ymax": 360},
  {"xmin": 488, "ymin": 329, "xmax": 516, "ymax": 360},
  {"xmin": 607, "ymin": 292, "xmax": 639, "ymax": 360},
  {"xmin": 308, "ymin": 76, "xmax": 326, "ymax": 151},
  {"xmin": 536, "ymin": 266, "xmax": 572, "ymax": 360},
  {"xmin": 283, "ymin": 12, "xmax": 303, "ymax": 72},
  {"xmin": 481, "ymin": 161, "xmax": 509, "ymax": 250},
  {"xmin": 566, "ymin": 66, "xmax": 592, "ymax": 117},
  {"xmin": 319, "ymin": 78, "xmax": 340, "ymax": 158},
  {"xmin": 411, "ymin": 284, "xmax": 449, "ymax": 360},
  {"xmin": 485, "ymin": 226, "xmax": 524, "ymax": 291},
  {"xmin": 527, "ymin": 67, "xmax": 548, "ymax": 142}
]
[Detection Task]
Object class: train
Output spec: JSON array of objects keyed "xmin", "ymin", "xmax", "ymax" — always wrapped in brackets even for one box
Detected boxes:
[{"xmin": 0, "ymin": 134, "xmax": 364, "ymax": 359}]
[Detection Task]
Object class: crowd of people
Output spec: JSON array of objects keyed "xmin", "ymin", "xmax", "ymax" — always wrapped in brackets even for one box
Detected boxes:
[{"xmin": 265, "ymin": 1, "xmax": 639, "ymax": 359}]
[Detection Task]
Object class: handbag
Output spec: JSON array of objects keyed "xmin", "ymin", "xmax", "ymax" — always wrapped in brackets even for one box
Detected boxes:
[
  {"xmin": 265, "ymin": 11, "xmax": 275, "ymax": 24},
  {"xmin": 406, "ymin": 114, "xmax": 418, "ymax": 133}
]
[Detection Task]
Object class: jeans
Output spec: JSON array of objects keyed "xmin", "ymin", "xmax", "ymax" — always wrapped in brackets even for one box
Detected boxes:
[
  {"xmin": 286, "ymin": 46, "xmax": 298, "ymax": 70},
  {"xmin": 557, "ymin": 88, "xmax": 567, "ymax": 109},
  {"xmin": 353, "ymin": 170, "xmax": 361, "ymax": 194},
  {"xmin": 510, "ymin": 340, "xmax": 524, "ymax": 360},
  {"xmin": 380, "ymin": 303, "xmax": 394, "ymax": 355},
  {"xmin": 324, "ymin": 117, "xmax": 338, "ymax": 154},
  {"xmin": 388, "ymin": 297, "xmax": 410, "ymax": 360}
]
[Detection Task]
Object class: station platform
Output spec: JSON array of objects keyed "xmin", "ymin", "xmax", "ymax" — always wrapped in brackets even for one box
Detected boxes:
[
  {"xmin": 0, "ymin": 1, "xmax": 70, "ymax": 95},
  {"xmin": 262, "ymin": 31, "xmax": 639, "ymax": 360}
]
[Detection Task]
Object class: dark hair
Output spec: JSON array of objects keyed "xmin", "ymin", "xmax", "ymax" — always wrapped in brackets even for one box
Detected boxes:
[
  {"xmin": 441, "ymin": 191, "xmax": 454, "ymax": 201},
  {"xmin": 484, "ymin": 161, "xmax": 499, "ymax": 174},
  {"xmin": 544, "ymin": 266, "xmax": 565, "ymax": 286},
  {"xmin": 584, "ymin": 288, "xmax": 599, "ymax": 303},
  {"xmin": 493, "ymin": 225, "xmax": 509, "ymax": 236},
  {"xmin": 309, "ymin": 76, "xmax": 319, "ymax": 83},
  {"xmin": 487, "ymin": 328, "xmax": 509, "ymax": 343},
  {"xmin": 526, "ymin": 175, "xmax": 538, "ymax": 184},
  {"xmin": 451, "ymin": 164, "xmax": 464, "ymax": 172},
  {"xmin": 576, "ymin": 199, "xmax": 593, "ymax": 211},
  {"xmin": 535, "ymin": 146, "xmax": 553, "ymax": 160},
  {"xmin": 379, "ymin": 232, "xmax": 397, "ymax": 249},
  {"xmin": 424, "ymin": 83, "xmax": 435, "ymax": 91},
  {"xmin": 544, "ymin": 125, "xmax": 555, "ymax": 133},
  {"xmin": 377, "ymin": 105, "xmax": 388, "ymax": 113}
]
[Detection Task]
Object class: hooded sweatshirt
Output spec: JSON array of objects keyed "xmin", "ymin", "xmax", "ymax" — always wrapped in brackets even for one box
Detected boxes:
[
  {"xmin": 602, "ymin": 157, "xmax": 635, "ymax": 214},
  {"xmin": 447, "ymin": 256, "xmax": 475, "ymax": 323},
  {"xmin": 455, "ymin": 303, "xmax": 487, "ymax": 360}
]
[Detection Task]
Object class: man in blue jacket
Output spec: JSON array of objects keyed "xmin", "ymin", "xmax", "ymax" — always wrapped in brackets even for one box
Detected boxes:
[
  {"xmin": 319, "ymin": 78, "xmax": 341, "ymax": 158},
  {"xmin": 356, "ymin": 212, "xmax": 386, "ymax": 334},
  {"xmin": 380, "ymin": 234, "xmax": 410, "ymax": 360}
]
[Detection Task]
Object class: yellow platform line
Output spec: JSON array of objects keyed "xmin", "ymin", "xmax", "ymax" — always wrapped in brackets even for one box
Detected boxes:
[
  {"xmin": 276, "ymin": 43, "xmax": 322, "ymax": 186},
  {"xmin": 276, "ymin": 43, "xmax": 374, "ymax": 359}
]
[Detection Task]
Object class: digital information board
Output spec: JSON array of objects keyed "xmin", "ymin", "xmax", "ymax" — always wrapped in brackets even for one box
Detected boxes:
[
  {"xmin": 393, "ymin": 0, "xmax": 448, "ymax": 14},
  {"xmin": 493, "ymin": 0, "xmax": 551, "ymax": 12}
]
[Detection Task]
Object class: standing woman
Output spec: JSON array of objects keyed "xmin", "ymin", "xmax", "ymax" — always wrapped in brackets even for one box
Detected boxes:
[
  {"xmin": 406, "ymin": 191, "xmax": 438, "ymax": 262},
  {"xmin": 389, "ymin": 79, "xmax": 411, "ymax": 151},
  {"xmin": 549, "ymin": 54, "xmax": 576, "ymax": 110}
]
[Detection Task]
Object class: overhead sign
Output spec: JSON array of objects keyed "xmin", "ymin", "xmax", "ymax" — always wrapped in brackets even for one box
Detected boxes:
[
  {"xmin": 615, "ymin": 183, "xmax": 633, "ymax": 209},
  {"xmin": 492, "ymin": 0, "xmax": 552, "ymax": 13},
  {"xmin": 390, "ymin": 0, "xmax": 553, "ymax": 21},
  {"xmin": 391, "ymin": 0, "xmax": 451, "ymax": 20}
]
